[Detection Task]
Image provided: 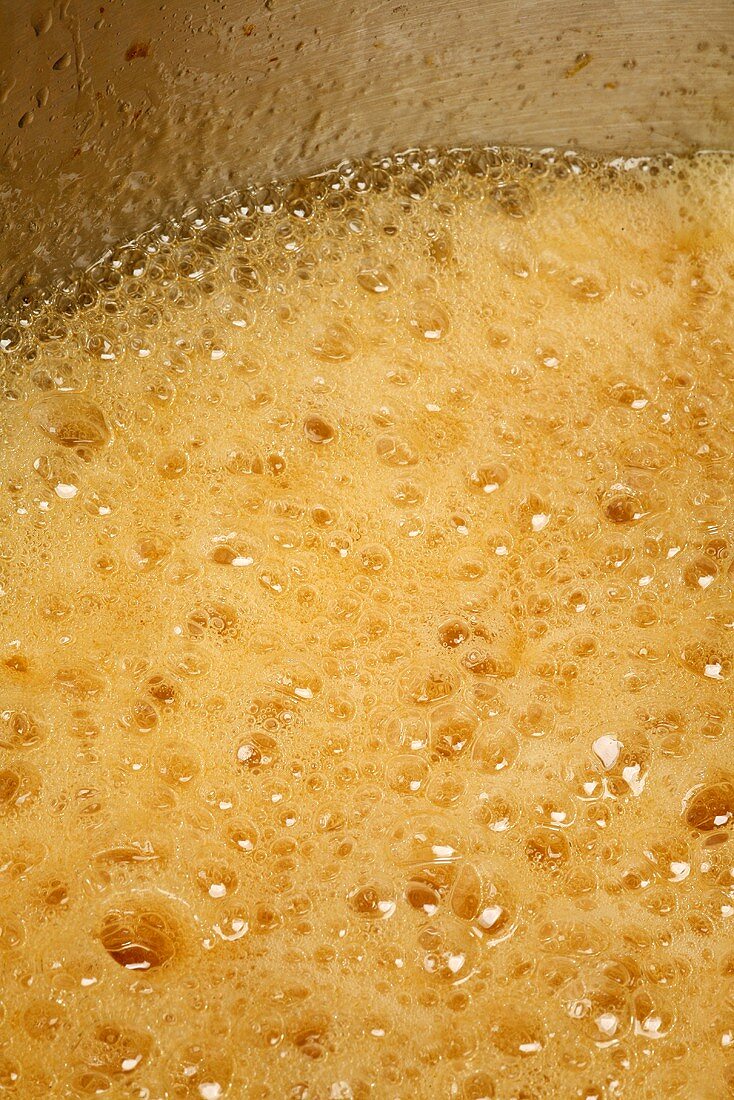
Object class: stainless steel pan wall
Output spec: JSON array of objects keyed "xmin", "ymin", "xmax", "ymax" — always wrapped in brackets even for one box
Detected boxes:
[{"xmin": 1, "ymin": 0, "xmax": 733, "ymax": 303}]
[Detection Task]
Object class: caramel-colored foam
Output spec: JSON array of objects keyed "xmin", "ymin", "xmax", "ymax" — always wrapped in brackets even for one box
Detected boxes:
[{"xmin": 1, "ymin": 147, "xmax": 733, "ymax": 1099}]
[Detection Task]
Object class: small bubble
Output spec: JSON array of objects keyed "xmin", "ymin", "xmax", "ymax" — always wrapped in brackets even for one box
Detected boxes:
[
  {"xmin": 438, "ymin": 618, "xmax": 470, "ymax": 648},
  {"xmin": 156, "ymin": 448, "xmax": 189, "ymax": 478},
  {"xmin": 467, "ymin": 462, "xmax": 509, "ymax": 494},
  {"xmin": 408, "ymin": 299, "xmax": 450, "ymax": 341},
  {"xmin": 312, "ymin": 324, "xmax": 357, "ymax": 361},
  {"xmin": 359, "ymin": 544, "xmax": 391, "ymax": 573},
  {"xmin": 398, "ymin": 661, "xmax": 459, "ymax": 706},
  {"xmin": 303, "ymin": 414, "xmax": 336, "ymax": 444},
  {"xmin": 680, "ymin": 640, "xmax": 731, "ymax": 681},
  {"xmin": 347, "ymin": 877, "xmax": 396, "ymax": 920},
  {"xmin": 357, "ymin": 268, "xmax": 391, "ymax": 294},
  {"xmin": 209, "ymin": 535, "xmax": 257, "ymax": 568},
  {"xmin": 129, "ymin": 532, "xmax": 172, "ymax": 571},
  {"xmin": 601, "ymin": 483, "xmax": 650, "ymax": 524},
  {"xmin": 225, "ymin": 444, "xmax": 263, "ymax": 476},
  {"xmin": 376, "ymin": 434, "xmax": 418, "ymax": 467},
  {"xmin": 472, "ymin": 726, "xmax": 519, "ymax": 772}
]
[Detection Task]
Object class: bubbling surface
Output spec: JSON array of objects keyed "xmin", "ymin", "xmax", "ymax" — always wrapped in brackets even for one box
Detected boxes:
[{"xmin": 1, "ymin": 147, "xmax": 734, "ymax": 1099}]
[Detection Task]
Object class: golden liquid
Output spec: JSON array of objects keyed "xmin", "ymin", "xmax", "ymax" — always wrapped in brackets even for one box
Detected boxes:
[{"xmin": 1, "ymin": 148, "xmax": 733, "ymax": 1099}]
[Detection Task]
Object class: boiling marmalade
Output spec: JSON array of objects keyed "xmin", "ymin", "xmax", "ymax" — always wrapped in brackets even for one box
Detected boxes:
[{"xmin": 0, "ymin": 147, "xmax": 733, "ymax": 1098}]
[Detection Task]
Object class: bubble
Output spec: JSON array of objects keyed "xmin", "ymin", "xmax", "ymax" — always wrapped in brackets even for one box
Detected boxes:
[
  {"xmin": 290, "ymin": 1011, "xmax": 333, "ymax": 1060},
  {"xmin": 566, "ymin": 268, "xmax": 608, "ymax": 302},
  {"xmin": 157, "ymin": 447, "xmax": 189, "ymax": 478},
  {"xmin": 224, "ymin": 442, "xmax": 263, "ymax": 476},
  {"xmin": 94, "ymin": 840, "xmax": 161, "ymax": 869},
  {"xmin": 450, "ymin": 862, "xmax": 517, "ymax": 944},
  {"xmin": 610, "ymin": 380, "xmax": 650, "ymax": 409},
  {"xmin": 0, "ymin": 763, "xmax": 40, "ymax": 812},
  {"xmin": 467, "ymin": 462, "xmax": 509, "ymax": 494},
  {"xmin": 312, "ymin": 324, "xmax": 357, "ymax": 361},
  {"xmin": 489, "ymin": 1005, "xmax": 546, "ymax": 1056},
  {"xmin": 258, "ymin": 563, "xmax": 288, "ymax": 595},
  {"xmin": 418, "ymin": 920, "xmax": 480, "ymax": 984},
  {"xmin": 514, "ymin": 702, "xmax": 554, "ymax": 739},
  {"xmin": 495, "ymin": 180, "xmax": 538, "ymax": 219},
  {"xmin": 475, "ymin": 792, "xmax": 519, "ymax": 832},
  {"xmin": 683, "ymin": 555, "xmax": 717, "ymax": 590},
  {"xmin": 231, "ymin": 258, "xmax": 262, "ymax": 292},
  {"xmin": 99, "ymin": 901, "xmax": 181, "ymax": 970},
  {"xmin": 29, "ymin": 393, "xmax": 110, "ymax": 453},
  {"xmin": 405, "ymin": 876, "xmax": 442, "ymax": 915},
  {"xmin": 0, "ymin": 710, "xmax": 46, "ymax": 750},
  {"xmin": 387, "ymin": 754, "xmax": 430, "ymax": 795},
  {"xmin": 3, "ymin": 145, "xmax": 734, "ymax": 1096},
  {"xmin": 525, "ymin": 827, "xmax": 570, "ymax": 871},
  {"xmin": 270, "ymin": 661, "xmax": 323, "ymax": 701},
  {"xmin": 33, "ymin": 450, "xmax": 83, "ymax": 497},
  {"xmin": 451, "ymin": 552, "xmax": 487, "ymax": 581},
  {"xmin": 237, "ymin": 732, "xmax": 278, "ymax": 769},
  {"xmin": 168, "ymin": 1047, "xmax": 232, "ymax": 1099},
  {"xmin": 347, "ymin": 876, "xmax": 397, "ymax": 920},
  {"xmin": 600, "ymin": 483, "xmax": 650, "ymax": 525},
  {"xmin": 397, "ymin": 661, "xmax": 459, "ymax": 706},
  {"xmin": 303, "ymin": 414, "xmax": 336, "ymax": 444},
  {"xmin": 23, "ymin": 1003, "xmax": 65, "ymax": 1042},
  {"xmin": 408, "ymin": 299, "xmax": 450, "ymax": 341},
  {"xmin": 429, "ymin": 703, "xmax": 480, "ymax": 758},
  {"xmin": 531, "ymin": 783, "xmax": 576, "ymax": 828},
  {"xmin": 680, "ymin": 640, "xmax": 731, "ymax": 681},
  {"xmin": 592, "ymin": 729, "xmax": 651, "ymax": 797},
  {"xmin": 196, "ymin": 861, "xmax": 238, "ymax": 899},
  {"xmin": 425, "ymin": 771, "xmax": 466, "ymax": 807},
  {"xmin": 186, "ymin": 601, "xmax": 238, "ymax": 638},
  {"xmin": 146, "ymin": 672, "xmax": 178, "ymax": 706},
  {"xmin": 376, "ymin": 434, "xmax": 419, "ymax": 467},
  {"xmin": 567, "ymin": 973, "xmax": 632, "ymax": 1046},
  {"xmin": 683, "ymin": 780, "xmax": 734, "ymax": 831},
  {"xmin": 389, "ymin": 479, "xmax": 425, "ymax": 506},
  {"xmin": 471, "ymin": 725, "xmax": 519, "ymax": 772},
  {"xmin": 129, "ymin": 531, "xmax": 172, "ymax": 571},
  {"xmin": 158, "ymin": 744, "xmax": 200, "ymax": 785},
  {"xmin": 617, "ymin": 439, "xmax": 669, "ymax": 471},
  {"xmin": 55, "ymin": 665, "xmax": 106, "ymax": 699},
  {"xmin": 227, "ymin": 819, "xmax": 259, "ymax": 853},
  {"xmin": 0, "ymin": 1056, "xmax": 21, "ymax": 1092},
  {"xmin": 357, "ymin": 268, "xmax": 391, "ymax": 294},
  {"xmin": 77, "ymin": 1023, "xmax": 153, "ymax": 1081},
  {"xmin": 209, "ymin": 535, "xmax": 257, "ymax": 568},
  {"xmin": 3, "ymin": 653, "xmax": 29, "ymax": 674},
  {"xmin": 461, "ymin": 638, "xmax": 519, "ymax": 679},
  {"xmin": 390, "ymin": 812, "xmax": 463, "ymax": 868},
  {"xmin": 438, "ymin": 618, "xmax": 470, "ymax": 648},
  {"xmin": 461, "ymin": 1071, "xmax": 496, "ymax": 1099}
]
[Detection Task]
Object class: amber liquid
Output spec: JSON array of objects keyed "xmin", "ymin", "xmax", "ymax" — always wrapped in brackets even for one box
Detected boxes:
[{"xmin": 1, "ymin": 148, "xmax": 733, "ymax": 1099}]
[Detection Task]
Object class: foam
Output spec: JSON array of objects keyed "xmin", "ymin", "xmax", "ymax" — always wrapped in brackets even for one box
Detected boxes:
[{"xmin": 0, "ymin": 146, "xmax": 733, "ymax": 1098}]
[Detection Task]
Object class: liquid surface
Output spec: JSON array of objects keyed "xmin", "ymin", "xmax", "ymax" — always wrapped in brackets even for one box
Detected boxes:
[{"xmin": 1, "ymin": 148, "xmax": 733, "ymax": 1099}]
